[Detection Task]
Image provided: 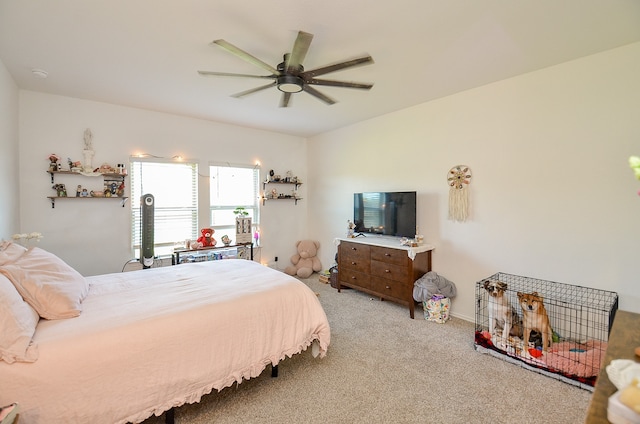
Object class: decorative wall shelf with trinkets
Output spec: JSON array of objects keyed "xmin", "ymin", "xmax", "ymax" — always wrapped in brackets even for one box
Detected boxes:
[
  {"xmin": 47, "ymin": 171, "xmax": 128, "ymax": 208},
  {"xmin": 262, "ymin": 170, "xmax": 302, "ymax": 205},
  {"xmin": 262, "ymin": 182, "xmax": 302, "ymax": 205}
]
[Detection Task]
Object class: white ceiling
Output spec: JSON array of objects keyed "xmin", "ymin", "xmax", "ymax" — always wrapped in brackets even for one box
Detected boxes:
[{"xmin": 1, "ymin": 1, "xmax": 639, "ymax": 138}]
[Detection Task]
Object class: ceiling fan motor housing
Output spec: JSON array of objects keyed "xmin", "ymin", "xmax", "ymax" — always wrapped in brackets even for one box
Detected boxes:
[{"xmin": 199, "ymin": 31, "xmax": 374, "ymax": 106}]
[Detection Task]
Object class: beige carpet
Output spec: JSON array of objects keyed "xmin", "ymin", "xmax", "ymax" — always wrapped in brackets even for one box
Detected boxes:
[{"xmin": 141, "ymin": 274, "xmax": 592, "ymax": 424}]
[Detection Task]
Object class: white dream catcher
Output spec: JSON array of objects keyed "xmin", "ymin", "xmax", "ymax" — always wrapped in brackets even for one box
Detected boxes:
[{"xmin": 447, "ymin": 165, "xmax": 472, "ymax": 222}]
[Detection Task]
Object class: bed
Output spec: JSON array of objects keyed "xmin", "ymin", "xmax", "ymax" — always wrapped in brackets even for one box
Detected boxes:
[{"xmin": 0, "ymin": 244, "xmax": 331, "ymax": 424}]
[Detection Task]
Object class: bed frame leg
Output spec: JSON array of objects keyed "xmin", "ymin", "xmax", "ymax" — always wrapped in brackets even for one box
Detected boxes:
[
  {"xmin": 271, "ymin": 364, "xmax": 278, "ymax": 378},
  {"xmin": 165, "ymin": 407, "xmax": 175, "ymax": 424}
]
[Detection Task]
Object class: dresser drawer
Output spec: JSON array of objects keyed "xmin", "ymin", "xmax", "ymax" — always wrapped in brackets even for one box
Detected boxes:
[
  {"xmin": 340, "ymin": 242, "xmax": 370, "ymax": 261},
  {"xmin": 370, "ymin": 259, "xmax": 409, "ymax": 283},
  {"xmin": 370, "ymin": 276, "xmax": 410, "ymax": 300},
  {"xmin": 371, "ymin": 246, "xmax": 409, "ymax": 266},
  {"xmin": 340, "ymin": 242, "xmax": 371, "ymax": 274},
  {"xmin": 339, "ymin": 269, "xmax": 370, "ymax": 289}
]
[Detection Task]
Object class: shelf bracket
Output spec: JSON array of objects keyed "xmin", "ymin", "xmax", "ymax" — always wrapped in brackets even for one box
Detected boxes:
[
  {"xmin": 50, "ymin": 198, "xmax": 55, "ymax": 209},
  {"xmin": 120, "ymin": 197, "xmax": 128, "ymax": 207}
]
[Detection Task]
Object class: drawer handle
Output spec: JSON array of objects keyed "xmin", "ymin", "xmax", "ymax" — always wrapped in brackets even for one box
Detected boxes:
[
  {"xmin": 385, "ymin": 269, "xmax": 390, "ymax": 273},
  {"xmin": 351, "ymin": 261, "xmax": 356, "ymax": 265},
  {"xmin": 385, "ymin": 285, "xmax": 390, "ymax": 289},
  {"xmin": 351, "ymin": 276, "xmax": 357, "ymax": 280},
  {"xmin": 351, "ymin": 247, "xmax": 357, "ymax": 250},
  {"xmin": 385, "ymin": 253, "xmax": 391, "ymax": 257}
]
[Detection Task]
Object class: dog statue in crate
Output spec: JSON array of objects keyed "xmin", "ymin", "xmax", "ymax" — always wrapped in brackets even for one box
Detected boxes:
[{"xmin": 483, "ymin": 279, "xmax": 523, "ymax": 349}]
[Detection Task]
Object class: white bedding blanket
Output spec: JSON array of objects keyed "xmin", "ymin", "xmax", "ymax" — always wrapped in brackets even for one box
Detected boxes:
[{"xmin": 0, "ymin": 260, "xmax": 331, "ymax": 424}]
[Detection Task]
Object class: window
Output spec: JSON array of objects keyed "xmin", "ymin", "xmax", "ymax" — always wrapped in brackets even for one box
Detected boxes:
[
  {"xmin": 130, "ymin": 159, "xmax": 198, "ymax": 257},
  {"xmin": 209, "ymin": 163, "xmax": 260, "ymax": 241}
]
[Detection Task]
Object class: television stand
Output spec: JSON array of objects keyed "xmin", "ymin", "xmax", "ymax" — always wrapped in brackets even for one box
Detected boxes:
[{"xmin": 336, "ymin": 237, "xmax": 434, "ymax": 319}]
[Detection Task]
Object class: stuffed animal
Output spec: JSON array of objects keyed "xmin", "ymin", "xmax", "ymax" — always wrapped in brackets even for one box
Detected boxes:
[
  {"xmin": 284, "ymin": 240, "xmax": 322, "ymax": 279},
  {"xmin": 195, "ymin": 228, "xmax": 216, "ymax": 248}
]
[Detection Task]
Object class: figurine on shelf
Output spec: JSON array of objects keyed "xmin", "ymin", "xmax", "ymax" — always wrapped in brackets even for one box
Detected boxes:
[
  {"xmin": 83, "ymin": 128, "xmax": 94, "ymax": 173},
  {"xmin": 116, "ymin": 181, "xmax": 125, "ymax": 197},
  {"xmin": 68, "ymin": 158, "xmax": 82, "ymax": 172},
  {"xmin": 48, "ymin": 154, "xmax": 60, "ymax": 172},
  {"xmin": 76, "ymin": 185, "xmax": 82, "ymax": 197},
  {"xmin": 52, "ymin": 183, "xmax": 67, "ymax": 197},
  {"xmin": 98, "ymin": 163, "xmax": 116, "ymax": 174},
  {"xmin": 221, "ymin": 235, "xmax": 231, "ymax": 246}
]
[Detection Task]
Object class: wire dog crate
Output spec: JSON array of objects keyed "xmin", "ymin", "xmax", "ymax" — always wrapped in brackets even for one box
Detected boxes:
[{"xmin": 474, "ymin": 272, "xmax": 618, "ymax": 391}]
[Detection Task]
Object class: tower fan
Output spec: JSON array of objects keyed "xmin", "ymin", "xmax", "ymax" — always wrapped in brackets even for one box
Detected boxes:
[{"xmin": 140, "ymin": 194, "xmax": 155, "ymax": 269}]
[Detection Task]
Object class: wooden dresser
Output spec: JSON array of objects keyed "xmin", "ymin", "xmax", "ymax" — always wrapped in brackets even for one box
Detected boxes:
[
  {"xmin": 585, "ymin": 310, "xmax": 640, "ymax": 423},
  {"xmin": 336, "ymin": 237, "xmax": 434, "ymax": 319}
]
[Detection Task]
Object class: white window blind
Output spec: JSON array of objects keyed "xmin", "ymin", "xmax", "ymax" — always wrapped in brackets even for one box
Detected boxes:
[
  {"xmin": 209, "ymin": 164, "xmax": 260, "ymax": 241},
  {"xmin": 130, "ymin": 159, "xmax": 198, "ymax": 256}
]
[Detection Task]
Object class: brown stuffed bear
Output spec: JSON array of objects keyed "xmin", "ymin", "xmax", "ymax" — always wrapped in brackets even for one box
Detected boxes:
[{"xmin": 284, "ymin": 240, "xmax": 322, "ymax": 278}]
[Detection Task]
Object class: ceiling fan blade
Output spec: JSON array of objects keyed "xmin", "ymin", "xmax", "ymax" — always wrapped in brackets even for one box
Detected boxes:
[
  {"xmin": 198, "ymin": 70, "xmax": 277, "ymax": 80},
  {"xmin": 230, "ymin": 82, "xmax": 276, "ymax": 98},
  {"xmin": 286, "ymin": 31, "xmax": 313, "ymax": 73},
  {"xmin": 212, "ymin": 39, "xmax": 280, "ymax": 76},
  {"xmin": 280, "ymin": 92, "xmax": 292, "ymax": 108},
  {"xmin": 306, "ymin": 78, "xmax": 373, "ymax": 90},
  {"xmin": 301, "ymin": 55, "xmax": 374, "ymax": 78},
  {"xmin": 303, "ymin": 85, "xmax": 336, "ymax": 105}
]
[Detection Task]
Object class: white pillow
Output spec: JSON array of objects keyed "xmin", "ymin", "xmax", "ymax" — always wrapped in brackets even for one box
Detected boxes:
[
  {"xmin": 0, "ymin": 247, "xmax": 88, "ymax": 319},
  {"xmin": 0, "ymin": 241, "xmax": 27, "ymax": 266},
  {"xmin": 0, "ymin": 274, "xmax": 39, "ymax": 363}
]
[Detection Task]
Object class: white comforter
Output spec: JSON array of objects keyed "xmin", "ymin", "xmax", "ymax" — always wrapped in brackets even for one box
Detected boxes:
[{"xmin": 0, "ymin": 260, "xmax": 330, "ymax": 424}]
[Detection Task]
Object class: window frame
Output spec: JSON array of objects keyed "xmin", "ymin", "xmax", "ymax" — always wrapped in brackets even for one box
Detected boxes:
[
  {"xmin": 209, "ymin": 162, "xmax": 260, "ymax": 240},
  {"xmin": 129, "ymin": 157, "xmax": 199, "ymax": 257}
]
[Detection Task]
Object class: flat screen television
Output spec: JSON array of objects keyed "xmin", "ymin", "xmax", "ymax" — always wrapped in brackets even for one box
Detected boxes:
[{"xmin": 353, "ymin": 191, "xmax": 416, "ymax": 238}]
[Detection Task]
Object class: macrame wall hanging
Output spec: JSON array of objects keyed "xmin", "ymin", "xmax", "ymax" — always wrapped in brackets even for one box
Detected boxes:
[{"xmin": 447, "ymin": 165, "xmax": 472, "ymax": 222}]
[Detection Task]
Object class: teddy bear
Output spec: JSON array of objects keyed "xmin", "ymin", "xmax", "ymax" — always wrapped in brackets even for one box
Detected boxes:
[
  {"xmin": 195, "ymin": 228, "xmax": 216, "ymax": 248},
  {"xmin": 284, "ymin": 240, "xmax": 322, "ymax": 279}
]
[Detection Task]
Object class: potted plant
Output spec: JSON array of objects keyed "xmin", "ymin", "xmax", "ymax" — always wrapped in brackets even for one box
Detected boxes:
[{"xmin": 233, "ymin": 207, "xmax": 249, "ymax": 217}]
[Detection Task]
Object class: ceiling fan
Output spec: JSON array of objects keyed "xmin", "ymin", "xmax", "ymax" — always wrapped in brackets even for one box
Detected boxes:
[{"xmin": 198, "ymin": 30, "xmax": 374, "ymax": 107}]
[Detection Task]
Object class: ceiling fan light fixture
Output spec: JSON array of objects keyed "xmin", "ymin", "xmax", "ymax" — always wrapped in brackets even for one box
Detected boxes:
[{"xmin": 277, "ymin": 75, "xmax": 303, "ymax": 93}]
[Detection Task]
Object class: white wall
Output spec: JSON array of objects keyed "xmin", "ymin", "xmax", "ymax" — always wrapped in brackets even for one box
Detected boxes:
[
  {"xmin": 308, "ymin": 42, "xmax": 640, "ymax": 319},
  {"xmin": 18, "ymin": 92, "xmax": 307, "ymax": 275},
  {"xmin": 0, "ymin": 59, "xmax": 20, "ymax": 238},
  {"xmin": 10, "ymin": 43, "xmax": 640, "ymax": 319}
]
